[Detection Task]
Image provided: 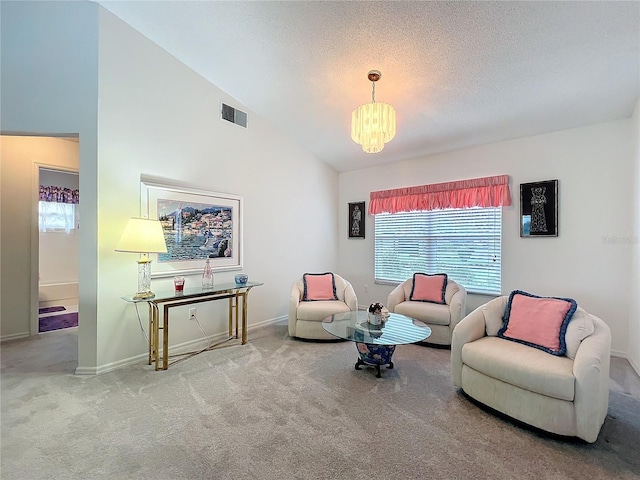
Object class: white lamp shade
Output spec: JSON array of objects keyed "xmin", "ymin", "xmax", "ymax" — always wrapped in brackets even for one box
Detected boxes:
[{"xmin": 115, "ymin": 217, "xmax": 167, "ymax": 254}]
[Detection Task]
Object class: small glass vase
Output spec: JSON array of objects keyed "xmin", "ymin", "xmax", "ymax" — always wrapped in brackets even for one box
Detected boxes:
[{"xmin": 202, "ymin": 258, "xmax": 214, "ymax": 288}]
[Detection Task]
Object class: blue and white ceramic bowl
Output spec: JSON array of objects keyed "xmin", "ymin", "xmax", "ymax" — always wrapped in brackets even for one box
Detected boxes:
[{"xmin": 235, "ymin": 274, "xmax": 248, "ymax": 285}]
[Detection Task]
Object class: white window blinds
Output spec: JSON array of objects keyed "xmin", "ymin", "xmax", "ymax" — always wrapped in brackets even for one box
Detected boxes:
[{"xmin": 374, "ymin": 207, "xmax": 502, "ymax": 295}]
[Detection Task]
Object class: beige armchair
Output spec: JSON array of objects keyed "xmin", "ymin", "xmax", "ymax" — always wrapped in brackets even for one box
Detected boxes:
[
  {"xmin": 289, "ymin": 273, "xmax": 358, "ymax": 340},
  {"xmin": 451, "ymin": 296, "xmax": 611, "ymax": 443},
  {"xmin": 387, "ymin": 277, "xmax": 467, "ymax": 345}
]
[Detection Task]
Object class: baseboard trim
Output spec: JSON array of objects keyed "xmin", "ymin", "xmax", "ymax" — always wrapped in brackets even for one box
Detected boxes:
[
  {"xmin": 627, "ymin": 356, "xmax": 640, "ymax": 377},
  {"xmin": 0, "ymin": 331, "xmax": 31, "ymax": 342},
  {"xmin": 75, "ymin": 315, "xmax": 287, "ymax": 375},
  {"xmin": 609, "ymin": 350, "xmax": 640, "ymax": 378}
]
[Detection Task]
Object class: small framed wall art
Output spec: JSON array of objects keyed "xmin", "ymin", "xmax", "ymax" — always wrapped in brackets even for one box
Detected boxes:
[
  {"xmin": 348, "ymin": 201, "xmax": 365, "ymax": 239},
  {"xmin": 520, "ymin": 179, "xmax": 558, "ymax": 237}
]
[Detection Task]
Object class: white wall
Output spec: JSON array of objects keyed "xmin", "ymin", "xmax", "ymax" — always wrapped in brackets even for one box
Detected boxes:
[
  {"xmin": 339, "ymin": 120, "xmax": 634, "ymax": 356},
  {"xmin": 40, "ymin": 168, "xmax": 79, "ymax": 190},
  {"xmin": 1, "ymin": 3, "xmax": 338, "ymax": 373},
  {"xmin": 92, "ymin": 9, "xmax": 337, "ymax": 371},
  {"xmin": 39, "ymin": 231, "xmax": 79, "ymax": 288},
  {"xmin": 0, "ymin": 0, "xmax": 99, "ymax": 370},
  {"xmin": 629, "ymin": 97, "xmax": 640, "ymax": 375}
]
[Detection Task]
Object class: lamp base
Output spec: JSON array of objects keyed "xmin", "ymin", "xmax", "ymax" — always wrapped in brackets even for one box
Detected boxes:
[
  {"xmin": 136, "ymin": 255, "xmax": 154, "ymax": 299},
  {"xmin": 133, "ymin": 291, "xmax": 156, "ymax": 300}
]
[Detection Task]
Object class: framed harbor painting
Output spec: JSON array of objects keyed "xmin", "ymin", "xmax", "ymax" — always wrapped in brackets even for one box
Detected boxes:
[
  {"xmin": 141, "ymin": 177, "xmax": 243, "ymax": 277},
  {"xmin": 520, "ymin": 179, "xmax": 558, "ymax": 237}
]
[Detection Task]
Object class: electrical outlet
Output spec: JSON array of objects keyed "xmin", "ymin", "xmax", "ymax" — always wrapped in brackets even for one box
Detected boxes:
[
  {"xmin": 189, "ymin": 308, "xmax": 196, "ymax": 320},
  {"xmin": 364, "ymin": 285, "xmax": 368, "ymax": 293}
]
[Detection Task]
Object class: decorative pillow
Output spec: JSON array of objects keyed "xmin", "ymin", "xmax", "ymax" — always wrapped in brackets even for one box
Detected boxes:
[
  {"xmin": 498, "ymin": 290, "xmax": 577, "ymax": 356},
  {"xmin": 302, "ymin": 273, "xmax": 338, "ymax": 301},
  {"xmin": 564, "ymin": 307, "xmax": 595, "ymax": 360},
  {"xmin": 409, "ymin": 273, "xmax": 448, "ymax": 304}
]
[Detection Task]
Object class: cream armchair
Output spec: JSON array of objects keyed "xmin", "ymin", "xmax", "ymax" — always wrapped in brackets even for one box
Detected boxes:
[
  {"xmin": 289, "ymin": 273, "xmax": 358, "ymax": 340},
  {"xmin": 387, "ymin": 278, "xmax": 467, "ymax": 346},
  {"xmin": 451, "ymin": 296, "xmax": 611, "ymax": 443}
]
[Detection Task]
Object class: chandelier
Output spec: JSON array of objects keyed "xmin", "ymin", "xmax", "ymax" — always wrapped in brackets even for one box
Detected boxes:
[{"xmin": 351, "ymin": 70, "xmax": 396, "ymax": 154}]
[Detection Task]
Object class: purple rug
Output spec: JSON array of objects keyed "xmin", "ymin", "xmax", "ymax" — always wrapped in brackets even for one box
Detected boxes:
[
  {"xmin": 39, "ymin": 306, "xmax": 66, "ymax": 314},
  {"xmin": 39, "ymin": 312, "xmax": 78, "ymax": 333}
]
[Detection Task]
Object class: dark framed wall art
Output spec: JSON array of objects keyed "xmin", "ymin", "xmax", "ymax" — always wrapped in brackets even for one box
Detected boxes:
[
  {"xmin": 520, "ymin": 179, "xmax": 558, "ymax": 237},
  {"xmin": 348, "ymin": 201, "xmax": 365, "ymax": 239}
]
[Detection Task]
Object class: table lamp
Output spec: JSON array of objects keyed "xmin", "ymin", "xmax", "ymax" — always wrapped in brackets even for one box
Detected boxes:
[{"xmin": 115, "ymin": 217, "xmax": 168, "ymax": 299}]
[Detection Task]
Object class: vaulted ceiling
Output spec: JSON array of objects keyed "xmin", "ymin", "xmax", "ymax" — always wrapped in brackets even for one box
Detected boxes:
[{"xmin": 97, "ymin": 1, "xmax": 640, "ymax": 172}]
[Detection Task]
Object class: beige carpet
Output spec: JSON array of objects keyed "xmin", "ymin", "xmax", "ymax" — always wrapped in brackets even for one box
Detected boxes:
[{"xmin": 1, "ymin": 321, "xmax": 639, "ymax": 480}]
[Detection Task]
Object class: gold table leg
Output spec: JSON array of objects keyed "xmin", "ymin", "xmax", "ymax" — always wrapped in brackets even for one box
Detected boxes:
[
  {"xmin": 147, "ymin": 303, "xmax": 153, "ymax": 365},
  {"xmin": 241, "ymin": 292, "xmax": 248, "ymax": 345},
  {"xmin": 162, "ymin": 304, "xmax": 170, "ymax": 370},
  {"xmin": 235, "ymin": 292, "xmax": 239, "ymax": 339},
  {"xmin": 228, "ymin": 297, "xmax": 233, "ymax": 338},
  {"xmin": 152, "ymin": 304, "xmax": 160, "ymax": 371}
]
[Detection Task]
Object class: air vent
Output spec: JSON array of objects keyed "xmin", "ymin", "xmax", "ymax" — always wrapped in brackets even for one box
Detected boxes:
[{"xmin": 221, "ymin": 103, "xmax": 247, "ymax": 128}]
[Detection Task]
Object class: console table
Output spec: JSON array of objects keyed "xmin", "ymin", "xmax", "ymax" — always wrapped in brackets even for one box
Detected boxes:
[{"xmin": 122, "ymin": 281, "xmax": 263, "ymax": 370}]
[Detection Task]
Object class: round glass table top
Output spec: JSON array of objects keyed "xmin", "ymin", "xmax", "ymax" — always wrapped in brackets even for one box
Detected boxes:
[{"xmin": 322, "ymin": 311, "xmax": 431, "ymax": 345}]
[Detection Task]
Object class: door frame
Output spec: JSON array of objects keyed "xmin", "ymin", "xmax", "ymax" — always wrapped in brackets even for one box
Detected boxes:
[{"xmin": 31, "ymin": 162, "xmax": 80, "ymax": 335}]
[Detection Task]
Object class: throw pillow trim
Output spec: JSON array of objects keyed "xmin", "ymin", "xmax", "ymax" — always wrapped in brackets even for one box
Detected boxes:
[
  {"xmin": 409, "ymin": 273, "xmax": 448, "ymax": 305},
  {"xmin": 302, "ymin": 272, "xmax": 338, "ymax": 301},
  {"xmin": 498, "ymin": 289, "xmax": 577, "ymax": 356}
]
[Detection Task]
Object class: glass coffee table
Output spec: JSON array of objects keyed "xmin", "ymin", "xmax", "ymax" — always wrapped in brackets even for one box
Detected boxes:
[{"xmin": 322, "ymin": 311, "xmax": 432, "ymax": 378}]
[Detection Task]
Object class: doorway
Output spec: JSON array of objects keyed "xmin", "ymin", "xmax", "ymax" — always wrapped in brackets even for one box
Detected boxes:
[
  {"xmin": 37, "ymin": 166, "xmax": 79, "ymax": 333},
  {"xmin": 0, "ymin": 134, "xmax": 81, "ymax": 372}
]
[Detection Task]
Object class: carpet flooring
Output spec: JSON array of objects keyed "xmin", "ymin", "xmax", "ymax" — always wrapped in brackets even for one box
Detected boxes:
[{"xmin": 1, "ymin": 321, "xmax": 639, "ymax": 480}]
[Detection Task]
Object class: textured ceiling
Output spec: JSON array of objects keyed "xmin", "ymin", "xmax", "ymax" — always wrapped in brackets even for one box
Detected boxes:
[{"xmin": 96, "ymin": 1, "xmax": 640, "ymax": 172}]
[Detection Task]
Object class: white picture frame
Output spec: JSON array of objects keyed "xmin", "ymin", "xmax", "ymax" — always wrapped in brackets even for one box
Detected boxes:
[{"xmin": 140, "ymin": 177, "xmax": 243, "ymax": 278}]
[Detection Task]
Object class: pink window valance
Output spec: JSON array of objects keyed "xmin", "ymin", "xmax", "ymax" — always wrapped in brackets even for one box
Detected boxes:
[{"xmin": 368, "ymin": 175, "xmax": 511, "ymax": 215}]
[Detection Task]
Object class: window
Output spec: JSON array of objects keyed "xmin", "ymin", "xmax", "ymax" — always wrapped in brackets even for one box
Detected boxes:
[
  {"xmin": 374, "ymin": 207, "xmax": 502, "ymax": 295},
  {"xmin": 38, "ymin": 201, "xmax": 78, "ymax": 233}
]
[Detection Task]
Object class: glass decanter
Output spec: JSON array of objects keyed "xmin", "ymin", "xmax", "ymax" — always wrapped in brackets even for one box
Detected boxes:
[{"xmin": 202, "ymin": 257, "xmax": 214, "ymax": 288}]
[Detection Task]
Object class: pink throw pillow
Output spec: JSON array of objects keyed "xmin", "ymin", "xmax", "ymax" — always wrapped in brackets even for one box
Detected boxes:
[
  {"xmin": 303, "ymin": 273, "xmax": 338, "ymax": 301},
  {"xmin": 498, "ymin": 290, "xmax": 577, "ymax": 355},
  {"xmin": 409, "ymin": 273, "xmax": 448, "ymax": 304}
]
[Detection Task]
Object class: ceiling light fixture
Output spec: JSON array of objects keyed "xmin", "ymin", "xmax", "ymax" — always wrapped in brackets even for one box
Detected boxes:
[{"xmin": 351, "ymin": 70, "xmax": 396, "ymax": 154}]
